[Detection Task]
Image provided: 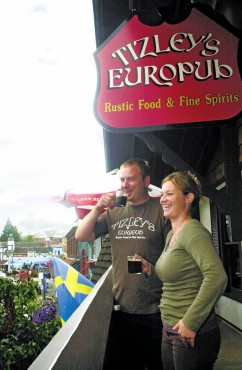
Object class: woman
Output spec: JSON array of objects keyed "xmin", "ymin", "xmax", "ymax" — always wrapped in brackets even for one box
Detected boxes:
[{"xmin": 143, "ymin": 171, "xmax": 227, "ymax": 370}]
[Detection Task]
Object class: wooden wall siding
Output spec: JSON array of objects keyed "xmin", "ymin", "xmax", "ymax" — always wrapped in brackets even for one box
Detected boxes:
[
  {"xmin": 238, "ymin": 120, "xmax": 242, "ymax": 164},
  {"xmin": 208, "ymin": 162, "xmax": 225, "ymax": 186},
  {"xmin": 91, "ymin": 235, "xmax": 112, "ymax": 284},
  {"xmin": 210, "ymin": 202, "xmax": 220, "ymax": 254},
  {"xmin": 67, "ymin": 237, "xmax": 78, "ymax": 258}
]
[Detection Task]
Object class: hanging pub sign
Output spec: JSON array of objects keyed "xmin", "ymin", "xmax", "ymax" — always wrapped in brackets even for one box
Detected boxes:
[{"xmin": 94, "ymin": 8, "xmax": 242, "ymax": 132}]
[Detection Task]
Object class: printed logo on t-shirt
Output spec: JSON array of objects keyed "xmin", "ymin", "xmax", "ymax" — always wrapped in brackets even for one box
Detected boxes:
[{"xmin": 111, "ymin": 216, "xmax": 155, "ymax": 239}]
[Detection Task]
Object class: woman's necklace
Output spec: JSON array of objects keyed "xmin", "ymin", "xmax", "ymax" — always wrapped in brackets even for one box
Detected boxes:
[{"xmin": 163, "ymin": 232, "xmax": 180, "ymax": 255}]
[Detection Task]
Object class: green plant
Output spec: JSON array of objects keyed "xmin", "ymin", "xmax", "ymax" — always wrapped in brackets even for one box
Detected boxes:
[
  {"xmin": 0, "ymin": 278, "xmax": 61, "ymax": 370},
  {"xmin": 30, "ymin": 270, "xmax": 38, "ymax": 278}
]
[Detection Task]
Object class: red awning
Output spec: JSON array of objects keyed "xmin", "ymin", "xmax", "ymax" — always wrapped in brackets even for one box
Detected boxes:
[{"xmin": 53, "ymin": 172, "xmax": 161, "ymax": 219}]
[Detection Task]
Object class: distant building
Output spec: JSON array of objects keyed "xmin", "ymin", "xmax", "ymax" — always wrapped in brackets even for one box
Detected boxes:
[
  {"xmin": 64, "ymin": 225, "xmax": 103, "ymax": 280},
  {"xmin": 0, "ymin": 241, "xmax": 51, "ymax": 272}
]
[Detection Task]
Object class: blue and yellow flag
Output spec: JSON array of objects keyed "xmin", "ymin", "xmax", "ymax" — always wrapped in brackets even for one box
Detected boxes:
[{"xmin": 53, "ymin": 257, "xmax": 94, "ymax": 325}]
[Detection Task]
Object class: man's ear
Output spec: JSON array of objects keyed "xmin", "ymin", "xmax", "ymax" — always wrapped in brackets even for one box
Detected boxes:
[{"xmin": 144, "ymin": 175, "xmax": 151, "ymax": 188}]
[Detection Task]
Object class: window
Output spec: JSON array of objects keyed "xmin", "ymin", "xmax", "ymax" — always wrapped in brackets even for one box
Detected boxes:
[
  {"xmin": 210, "ymin": 203, "xmax": 242, "ymax": 302},
  {"xmin": 28, "ymin": 251, "xmax": 35, "ymax": 258},
  {"xmin": 228, "ymin": 242, "xmax": 242, "ymax": 290}
]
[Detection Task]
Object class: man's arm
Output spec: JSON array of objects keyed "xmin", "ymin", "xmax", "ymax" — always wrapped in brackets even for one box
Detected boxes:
[{"xmin": 75, "ymin": 192, "xmax": 115, "ymax": 241}]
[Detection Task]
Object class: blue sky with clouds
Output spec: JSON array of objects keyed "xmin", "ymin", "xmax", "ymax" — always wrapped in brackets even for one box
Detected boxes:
[{"xmin": 0, "ymin": 0, "xmax": 106, "ymax": 236}]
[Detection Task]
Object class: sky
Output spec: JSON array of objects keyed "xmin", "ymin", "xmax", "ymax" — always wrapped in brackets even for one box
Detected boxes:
[{"xmin": 0, "ymin": 0, "xmax": 107, "ymax": 237}]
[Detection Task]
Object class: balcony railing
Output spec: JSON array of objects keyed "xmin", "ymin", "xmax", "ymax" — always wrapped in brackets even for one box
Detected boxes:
[
  {"xmin": 26, "ymin": 263, "xmax": 242, "ymax": 370},
  {"xmin": 28, "ymin": 266, "xmax": 113, "ymax": 370}
]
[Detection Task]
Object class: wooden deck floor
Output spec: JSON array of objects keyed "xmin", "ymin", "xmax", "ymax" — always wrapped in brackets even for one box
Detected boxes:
[{"xmin": 214, "ymin": 318, "xmax": 242, "ymax": 370}]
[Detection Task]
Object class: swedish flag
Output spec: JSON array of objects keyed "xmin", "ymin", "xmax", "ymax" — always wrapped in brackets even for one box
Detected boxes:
[{"xmin": 53, "ymin": 257, "xmax": 94, "ymax": 325}]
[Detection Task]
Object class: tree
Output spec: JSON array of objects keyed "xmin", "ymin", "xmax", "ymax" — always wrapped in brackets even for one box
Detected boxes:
[
  {"xmin": 0, "ymin": 218, "xmax": 22, "ymax": 242},
  {"xmin": 22, "ymin": 234, "xmax": 35, "ymax": 242}
]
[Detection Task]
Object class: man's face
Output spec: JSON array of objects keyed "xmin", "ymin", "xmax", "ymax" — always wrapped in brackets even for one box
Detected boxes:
[{"xmin": 118, "ymin": 164, "xmax": 150, "ymax": 205}]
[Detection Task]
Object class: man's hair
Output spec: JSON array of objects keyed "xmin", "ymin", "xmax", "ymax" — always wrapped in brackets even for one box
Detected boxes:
[{"xmin": 120, "ymin": 158, "xmax": 150, "ymax": 179}]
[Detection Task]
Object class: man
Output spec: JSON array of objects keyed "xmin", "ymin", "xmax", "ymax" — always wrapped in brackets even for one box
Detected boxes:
[{"xmin": 75, "ymin": 158, "xmax": 167, "ymax": 370}]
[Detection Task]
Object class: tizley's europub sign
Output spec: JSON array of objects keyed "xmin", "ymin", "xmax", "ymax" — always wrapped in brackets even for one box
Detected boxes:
[{"xmin": 94, "ymin": 8, "xmax": 242, "ymax": 132}]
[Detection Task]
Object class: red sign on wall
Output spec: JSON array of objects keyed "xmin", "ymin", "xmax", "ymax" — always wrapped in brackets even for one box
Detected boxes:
[{"xmin": 94, "ymin": 8, "xmax": 242, "ymax": 132}]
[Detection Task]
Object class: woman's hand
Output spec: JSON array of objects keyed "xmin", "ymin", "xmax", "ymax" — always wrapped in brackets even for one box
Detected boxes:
[{"xmin": 173, "ymin": 319, "xmax": 196, "ymax": 348}]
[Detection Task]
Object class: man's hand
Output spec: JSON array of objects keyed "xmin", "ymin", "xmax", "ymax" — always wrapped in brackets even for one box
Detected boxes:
[
  {"xmin": 134, "ymin": 254, "xmax": 151, "ymax": 275},
  {"xmin": 95, "ymin": 192, "xmax": 115, "ymax": 212}
]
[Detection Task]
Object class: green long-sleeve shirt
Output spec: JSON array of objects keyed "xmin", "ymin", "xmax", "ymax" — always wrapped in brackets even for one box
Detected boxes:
[{"xmin": 155, "ymin": 219, "xmax": 227, "ymax": 332}]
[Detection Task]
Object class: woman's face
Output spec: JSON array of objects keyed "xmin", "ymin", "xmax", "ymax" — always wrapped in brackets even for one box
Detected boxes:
[{"xmin": 160, "ymin": 180, "xmax": 189, "ymax": 221}]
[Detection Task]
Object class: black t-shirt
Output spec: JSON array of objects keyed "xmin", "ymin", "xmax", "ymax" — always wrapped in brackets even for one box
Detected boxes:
[{"xmin": 94, "ymin": 197, "xmax": 166, "ymax": 314}]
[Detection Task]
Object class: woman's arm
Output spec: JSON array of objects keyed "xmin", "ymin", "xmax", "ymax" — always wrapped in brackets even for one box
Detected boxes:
[{"xmin": 182, "ymin": 225, "xmax": 227, "ymax": 332}]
